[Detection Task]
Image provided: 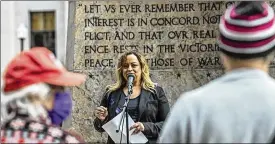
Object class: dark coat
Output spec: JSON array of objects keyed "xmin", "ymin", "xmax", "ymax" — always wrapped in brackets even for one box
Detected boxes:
[{"xmin": 93, "ymin": 85, "xmax": 170, "ymax": 144}]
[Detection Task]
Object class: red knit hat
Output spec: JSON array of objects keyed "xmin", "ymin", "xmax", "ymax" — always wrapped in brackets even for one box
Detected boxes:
[
  {"xmin": 218, "ymin": 1, "xmax": 275, "ymax": 58},
  {"xmin": 3, "ymin": 47, "xmax": 86, "ymax": 92}
]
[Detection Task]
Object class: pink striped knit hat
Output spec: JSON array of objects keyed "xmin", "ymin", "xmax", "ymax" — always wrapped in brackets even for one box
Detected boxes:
[{"xmin": 218, "ymin": 1, "xmax": 275, "ymax": 58}]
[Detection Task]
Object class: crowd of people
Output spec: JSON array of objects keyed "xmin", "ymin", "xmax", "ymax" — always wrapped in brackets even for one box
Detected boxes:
[{"xmin": 1, "ymin": 1, "xmax": 275, "ymax": 143}]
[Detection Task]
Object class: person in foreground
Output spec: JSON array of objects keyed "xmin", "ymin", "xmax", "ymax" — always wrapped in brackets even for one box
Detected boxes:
[
  {"xmin": 159, "ymin": 1, "xmax": 275, "ymax": 143},
  {"xmin": 1, "ymin": 47, "xmax": 86, "ymax": 143},
  {"xmin": 93, "ymin": 51, "xmax": 170, "ymax": 143}
]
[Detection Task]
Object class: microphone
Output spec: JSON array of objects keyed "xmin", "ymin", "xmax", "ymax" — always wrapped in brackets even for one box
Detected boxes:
[{"xmin": 127, "ymin": 74, "xmax": 135, "ymax": 95}]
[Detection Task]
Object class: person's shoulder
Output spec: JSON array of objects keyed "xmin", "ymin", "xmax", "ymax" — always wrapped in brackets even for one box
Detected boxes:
[
  {"xmin": 174, "ymin": 77, "xmax": 222, "ymax": 108},
  {"xmin": 266, "ymin": 75, "xmax": 275, "ymax": 87},
  {"xmin": 103, "ymin": 87, "xmax": 119, "ymax": 98},
  {"xmin": 151, "ymin": 83, "xmax": 166, "ymax": 96},
  {"xmin": 153, "ymin": 83, "xmax": 164, "ymax": 90},
  {"xmin": 181, "ymin": 78, "xmax": 219, "ymax": 98}
]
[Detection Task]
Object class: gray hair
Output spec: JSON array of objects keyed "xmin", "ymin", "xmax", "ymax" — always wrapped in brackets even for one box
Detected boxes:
[{"xmin": 1, "ymin": 83, "xmax": 51, "ymax": 123}]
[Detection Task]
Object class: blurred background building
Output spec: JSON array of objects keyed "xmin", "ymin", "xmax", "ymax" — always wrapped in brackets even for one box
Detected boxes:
[{"xmin": 1, "ymin": 1, "xmax": 69, "ymax": 74}]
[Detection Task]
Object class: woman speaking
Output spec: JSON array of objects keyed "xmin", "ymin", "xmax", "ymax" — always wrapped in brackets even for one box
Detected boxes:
[{"xmin": 93, "ymin": 51, "xmax": 170, "ymax": 143}]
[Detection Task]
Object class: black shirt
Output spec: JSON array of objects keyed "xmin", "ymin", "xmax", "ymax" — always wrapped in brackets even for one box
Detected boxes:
[{"xmin": 127, "ymin": 96, "xmax": 140, "ymax": 122}]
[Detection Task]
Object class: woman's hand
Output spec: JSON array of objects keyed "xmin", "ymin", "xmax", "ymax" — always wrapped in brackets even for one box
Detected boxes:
[
  {"xmin": 130, "ymin": 122, "xmax": 144, "ymax": 135},
  {"xmin": 94, "ymin": 106, "xmax": 108, "ymax": 121}
]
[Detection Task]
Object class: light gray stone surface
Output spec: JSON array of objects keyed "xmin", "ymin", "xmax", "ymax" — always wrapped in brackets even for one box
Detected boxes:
[{"xmin": 66, "ymin": 1, "xmax": 275, "ymax": 142}]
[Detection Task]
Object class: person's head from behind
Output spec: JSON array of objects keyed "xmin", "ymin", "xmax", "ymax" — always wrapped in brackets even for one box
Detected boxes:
[
  {"xmin": 107, "ymin": 51, "xmax": 154, "ymax": 92},
  {"xmin": 1, "ymin": 47, "xmax": 86, "ymax": 125},
  {"xmin": 218, "ymin": 1, "xmax": 275, "ymax": 72}
]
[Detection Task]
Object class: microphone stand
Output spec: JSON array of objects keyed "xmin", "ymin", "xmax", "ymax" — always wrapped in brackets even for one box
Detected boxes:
[{"xmin": 116, "ymin": 88, "xmax": 132, "ymax": 144}]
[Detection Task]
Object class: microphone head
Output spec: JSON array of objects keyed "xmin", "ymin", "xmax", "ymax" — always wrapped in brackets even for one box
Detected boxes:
[
  {"xmin": 127, "ymin": 73, "xmax": 135, "ymax": 80},
  {"xmin": 127, "ymin": 74, "xmax": 135, "ymax": 95}
]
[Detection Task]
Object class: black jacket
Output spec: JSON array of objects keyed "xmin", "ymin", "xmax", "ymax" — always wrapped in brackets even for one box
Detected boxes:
[{"xmin": 93, "ymin": 85, "xmax": 170, "ymax": 144}]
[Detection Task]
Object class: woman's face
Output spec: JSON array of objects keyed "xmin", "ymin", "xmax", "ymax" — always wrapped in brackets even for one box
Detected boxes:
[{"xmin": 122, "ymin": 54, "xmax": 142, "ymax": 85}]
